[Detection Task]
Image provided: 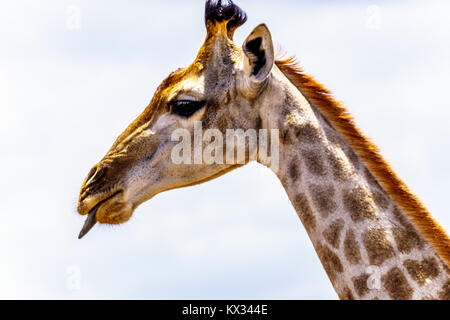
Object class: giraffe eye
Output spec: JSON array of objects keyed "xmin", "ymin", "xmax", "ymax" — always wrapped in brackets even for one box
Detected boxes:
[{"xmin": 169, "ymin": 99, "xmax": 206, "ymax": 117}]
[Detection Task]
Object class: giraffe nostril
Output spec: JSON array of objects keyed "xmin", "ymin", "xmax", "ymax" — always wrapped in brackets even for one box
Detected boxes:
[
  {"xmin": 85, "ymin": 165, "xmax": 107, "ymax": 187},
  {"xmin": 85, "ymin": 166, "xmax": 98, "ymax": 184}
]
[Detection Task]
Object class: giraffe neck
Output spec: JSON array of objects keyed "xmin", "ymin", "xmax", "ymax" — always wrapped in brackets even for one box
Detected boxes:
[{"xmin": 258, "ymin": 67, "xmax": 450, "ymax": 300}]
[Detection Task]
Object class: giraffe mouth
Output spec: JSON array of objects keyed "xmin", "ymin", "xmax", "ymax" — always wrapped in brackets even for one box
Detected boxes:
[{"xmin": 78, "ymin": 190, "xmax": 123, "ymax": 239}]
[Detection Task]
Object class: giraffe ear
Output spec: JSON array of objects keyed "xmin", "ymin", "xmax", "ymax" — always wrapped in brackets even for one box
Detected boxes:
[{"xmin": 242, "ymin": 24, "xmax": 274, "ymax": 82}]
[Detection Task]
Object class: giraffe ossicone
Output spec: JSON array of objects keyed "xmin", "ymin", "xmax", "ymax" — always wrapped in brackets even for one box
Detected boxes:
[{"xmin": 77, "ymin": 0, "xmax": 450, "ymax": 300}]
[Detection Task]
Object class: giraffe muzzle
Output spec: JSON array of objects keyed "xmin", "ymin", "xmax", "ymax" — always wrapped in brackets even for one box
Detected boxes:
[{"xmin": 78, "ymin": 190, "xmax": 123, "ymax": 239}]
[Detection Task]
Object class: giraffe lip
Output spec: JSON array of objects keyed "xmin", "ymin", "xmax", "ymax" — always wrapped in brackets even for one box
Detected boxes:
[{"xmin": 78, "ymin": 190, "xmax": 122, "ymax": 239}]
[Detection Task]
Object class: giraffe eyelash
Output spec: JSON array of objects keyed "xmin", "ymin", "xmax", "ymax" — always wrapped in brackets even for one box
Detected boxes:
[{"xmin": 169, "ymin": 99, "xmax": 206, "ymax": 118}]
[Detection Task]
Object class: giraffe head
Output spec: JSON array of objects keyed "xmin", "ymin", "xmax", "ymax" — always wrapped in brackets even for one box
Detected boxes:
[{"xmin": 77, "ymin": 0, "xmax": 276, "ymax": 238}]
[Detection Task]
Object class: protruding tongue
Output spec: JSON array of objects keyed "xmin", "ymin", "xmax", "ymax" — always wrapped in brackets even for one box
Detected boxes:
[{"xmin": 78, "ymin": 209, "xmax": 97, "ymax": 239}]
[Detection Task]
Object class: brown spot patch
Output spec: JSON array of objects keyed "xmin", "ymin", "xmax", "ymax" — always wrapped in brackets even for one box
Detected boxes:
[
  {"xmin": 293, "ymin": 122, "xmax": 322, "ymax": 143},
  {"xmin": 303, "ymin": 150, "xmax": 327, "ymax": 176},
  {"xmin": 323, "ymin": 219, "xmax": 345, "ymax": 249},
  {"xmin": 343, "ymin": 186, "xmax": 377, "ymax": 222},
  {"xmin": 372, "ymin": 190, "xmax": 390, "ymax": 211},
  {"xmin": 324, "ymin": 126, "xmax": 343, "ymax": 145},
  {"xmin": 293, "ymin": 193, "xmax": 316, "ymax": 233},
  {"xmin": 443, "ymin": 262, "xmax": 450, "ymax": 275},
  {"xmin": 309, "ymin": 184, "xmax": 337, "ymax": 218},
  {"xmin": 438, "ymin": 280, "xmax": 450, "ymax": 300},
  {"xmin": 382, "ymin": 267, "xmax": 413, "ymax": 300},
  {"xmin": 289, "ymin": 156, "xmax": 300, "ymax": 182},
  {"xmin": 278, "ymin": 118, "xmax": 290, "ymax": 145},
  {"xmin": 345, "ymin": 148, "xmax": 360, "ymax": 171},
  {"xmin": 392, "ymin": 227, "xmax": 423, "ymax": 255},
  {"xmin": 362, "ymin": 227, "xmax": 395, "ymax": 266},
  {"xmin": 316, "ymin": 242, "xmax": 344, "ymax": 282},
  {"xmin": 344, "ymin": 229, "xmax": 361, "ymax": 265},
  {"xmin": 277, "ymin": 110, "xmax": 293, "ymax": 145},
  {"xmin": 325, "ymin": 127, "xmax": 360, "ymax": 171},
  {"xmin": 340, "ymin": 287, "xmax": 355, "ymax": 300},
  {"xmin": 352, "ymin": 274, "xmax": 370, "ymax": 298},
  {"xmin": 392, "ymin": 207, "xmax": 425, "ymax": 254},
  {"xmin": 326, "ymin": 148, "xmax": 353, "ymax": 181},
  {"xmin": 279, "ymin": 112, "xmax": 321, "ymax": 145},
  {"xmin": 404, "ymin": 258, "xmax": 440, "ymax": 286}
]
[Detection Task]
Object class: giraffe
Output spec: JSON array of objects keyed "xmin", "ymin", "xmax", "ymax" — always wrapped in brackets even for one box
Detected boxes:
[{"xmin": 77, "ymin": 0, "xmax": 450, "ymax": 299}]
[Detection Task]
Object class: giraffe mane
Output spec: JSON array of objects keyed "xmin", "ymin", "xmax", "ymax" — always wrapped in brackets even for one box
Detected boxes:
[{"xmin": 275, "ymin": 56, "xmax": 450, "ymax": 267}]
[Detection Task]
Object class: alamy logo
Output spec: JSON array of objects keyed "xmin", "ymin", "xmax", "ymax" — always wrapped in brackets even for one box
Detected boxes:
[
  {"xmin": 171, "ymin": 121, "xmax": 280, "ymax": 172},
  {"xmin": 66, "ymin": 265, "xmax": 81, "ymax": 291},
  {"xmin": 66, "ymin": 5, "xmax": 81, "ymax": 30}
]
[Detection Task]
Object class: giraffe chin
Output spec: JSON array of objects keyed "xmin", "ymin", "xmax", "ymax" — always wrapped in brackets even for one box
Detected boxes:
[{"xmin": 78, "ymin": 190, "xmax": 133, "ymax": 239}]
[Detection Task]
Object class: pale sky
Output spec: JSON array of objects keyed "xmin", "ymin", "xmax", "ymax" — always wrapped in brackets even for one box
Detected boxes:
[{"xmin": 1, "ymin": 0, "xmax": 449, "ymax": 299}]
